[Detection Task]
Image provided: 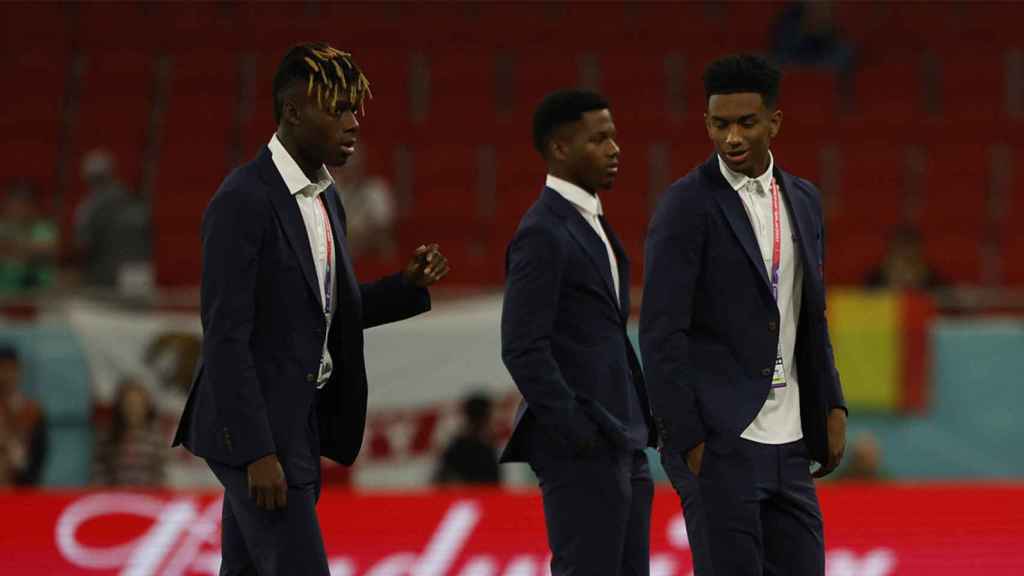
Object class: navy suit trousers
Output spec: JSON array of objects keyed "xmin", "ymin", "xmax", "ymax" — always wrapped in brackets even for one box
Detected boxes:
[
  {"xmin": 528, "ymin": 426, "xmax": 653, "ymax": 576},
  {"xmin": 206, "ymin": 403, "xmax": 327, "ymax": 576},
  {"xmin": 665, "ymin": 436, "xmax": 824, "ymax": 576}
]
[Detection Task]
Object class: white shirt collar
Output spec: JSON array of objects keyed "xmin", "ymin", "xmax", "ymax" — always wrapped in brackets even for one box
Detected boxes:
[
  {"xmin": 717, "ymin": 150, "xmax": 775, "ymax": 195},
  {"xmin": 268, "ymin": 133, "xmax": 334, "ymax": 197},
  {"xmin": 545, "ymin": 174, "xmax": 603, "ymax": 217}
]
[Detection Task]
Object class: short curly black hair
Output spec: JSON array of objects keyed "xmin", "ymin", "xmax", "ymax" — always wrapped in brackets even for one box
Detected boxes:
[
  {"xmin": 703, "ymin": 54, "xmax": 781, "ymax": 109},
  {"xmin": 532, "ymin": 89, "xmax": 609, "ymax": 157}
]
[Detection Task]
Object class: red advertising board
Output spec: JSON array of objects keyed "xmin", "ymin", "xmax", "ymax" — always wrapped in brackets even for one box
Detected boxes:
[{"xmin": 1, "ymin": 485, "xmax": 1022, "ymax": 575}]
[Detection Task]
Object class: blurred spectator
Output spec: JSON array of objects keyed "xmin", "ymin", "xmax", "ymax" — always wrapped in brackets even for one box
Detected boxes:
[
  {"xmin": 144, "ymin": 332, "xmax": 202, "ymax": 398},
  {"xmin": 864, "ymin": 226, "xmax": 947, "ymax": 291},
  {"xmin": 92, "ymin": 377, "xmax": 166, "ymax": 487},
  {"xmin": 0, "ymin": 181, "xmax": 58, "ymax": 295},
  {"xmin": 836, "ymin": 431, "xmax": 886, "ymax": 481},
  {"xmin": 770, "ymin": 1, "xmax": 855, "ymax": 73},
  {"xmin": 434, "ymin": 391, "xmax": 501, "ymax": 485},
  {"xmin": 0, "ymin": 344, "xmax": 48, "ymax": 486},
  {"xmin": 330, "ymin": 146, "xmax": 397, "ymax": 260},
  {"xmin": 75, "ymin": 149, "xmax": 152, "ymax": 291}
]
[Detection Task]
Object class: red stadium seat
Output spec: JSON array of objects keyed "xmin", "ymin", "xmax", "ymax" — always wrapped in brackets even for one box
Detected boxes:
[
  {"xmin": 406, "ymin": 143, "xmax": 482, "ymax": 220},
  {"xmin": 918, "ymin": 144, "xmax": 990, "ymax": 238},
  {"xmin": 712, "ymin": 1, "xmax": 780, "ymax": 55},
  {"xmin": 849, "ymin": 54, "xmax": 927, "ymax": 126},
  {"xmin": 998, "ymin": 146, "xmax": 1024, "ymax": 284},
  {"xmin": 4, "ymin": 2, "xmax": 1024, "ymax": 291},
  {"xmin": 923, "ymin": 235, "xmax": 983, "ymax": 285},
  {"xmin": 152, "ymin": 52, "xmax": 240, "ymax": 287},
  {"xmin": 825, "ymin": 141, "xmax": 910, "ymax": 284},
  {"xmin": 403, "ymin": 48, "xmax": 497, "ymax": 141},
  {"xmin": 238, "ymin": 52, "xmax": 282, "ymax": 160},
  {"xmin": 599, "ymin": 47, "xmax": 676, "ymax": 134},
  {"xmin": 493, "ymin": 144, "xmax": 547, "ymax": 246},
  {"xmin": 780, "ymin": 69, "xmax": 840, "ymax": 125},
  {"xmin": 0, "ymin": 122, "xmax": 61, "ymax": 212},
  {"xmin": 916, "ymin": 144, "xmax": 991, "ymax": 284},
  {"xmin": 599, "ymin": 138, "xmax": 651, "ymax": 270},
  {"xmin": 0, "ymin": 49, "xmax": 68, "ymax": 199},
  {"xmin": 1001, "ymin": 234, "xmax": 1024, "ymax": 286},
  {"xmin": 65, "ymin": 51, "xmax": 156, "ymax": 258},
  {"xmin": 0, "ymin": 2, "xmax": 70, "ymax": 56},
  {"xmin": 70, "ymin": 2, "xmax": 157, "ymax": 52},
  {"xmin": 502, "ymin": 46, "xmax": 580, "ymax": 127},
  {"xmin": 939, "ymin": 53, "xmax": 1005, "ymax": 125}
]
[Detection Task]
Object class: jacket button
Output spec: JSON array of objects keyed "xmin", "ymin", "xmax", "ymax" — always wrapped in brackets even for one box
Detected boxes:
[
  {"xmin": 306, "ymin": 373, "xmax": 316, "ymax": 383},
  {"xmin": 768, "ymin": 320, "xmax": 778, "ymax": 332},
  {"xmin": 761, "ymin": 367, "xmax": 772, "ymax": 377}
]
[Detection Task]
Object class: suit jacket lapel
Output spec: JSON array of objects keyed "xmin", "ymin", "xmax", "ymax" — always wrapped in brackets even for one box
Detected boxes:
[
  {"xmin": 322, "ymin": 186, "xmax": 359, "ymax": 303},
  {"xmin": 775, "ymin": 168, "xmax": 823, "ymax": 297},
  {"xmin": 542, "ymin": 188, "xmax": 620, "ymax": 310},
  {"xmin": 602, "ymin": 216, "xmax": 631, "ymax": 320},
  {"xmin": 259, "ymin": 150, "xmax": 322, "ymax": 305},
  {"xmin": 705, "ymin": 155, "xmax": 771, "ymax": 290}
]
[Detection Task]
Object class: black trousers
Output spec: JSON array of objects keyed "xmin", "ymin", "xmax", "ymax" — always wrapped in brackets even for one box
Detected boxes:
[
  {"xmin": 661, "ymin": 449, "xmax": 715, "ymax": 575},
  {"xmin": 663, "ymin": 436, "xmax": 824, "ymax": 576},
  {"xmin": 206, "ymin": 403, "xmax": 327, "ymax": 576},
  {"xmin": 528, "ymin": 433, "xmax": 654, "ymax": 576}
]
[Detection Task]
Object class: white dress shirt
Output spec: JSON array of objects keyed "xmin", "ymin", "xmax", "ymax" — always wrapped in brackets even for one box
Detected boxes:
[
  {"xmin": 268, "ymin": 134, "xmax": 337, "ymax": 386},
  {"xmin": 546, "ymin": 174, "xmax": 620, "ymax": 305},
  {"xmin": 718, "ymin": 152, "xmax": 804, "ymax": 444}
]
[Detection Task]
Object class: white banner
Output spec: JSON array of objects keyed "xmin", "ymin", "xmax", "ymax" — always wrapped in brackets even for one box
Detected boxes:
[{"xmin": 65, "ymin": 295, "xmax": 523, "ymax": 488}]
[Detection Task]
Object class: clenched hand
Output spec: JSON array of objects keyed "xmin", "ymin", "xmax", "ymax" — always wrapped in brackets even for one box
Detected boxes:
[
  {"xmin": 247, "ymin": 454, "xmax": 287, "ymax": 510},
  {"xmin": 812, "ymin": 408, "xmax": 847, "ymax": 478},
  {"xmin": 402, "ymin": 243, "xmax": 450, "ymax": 287}
]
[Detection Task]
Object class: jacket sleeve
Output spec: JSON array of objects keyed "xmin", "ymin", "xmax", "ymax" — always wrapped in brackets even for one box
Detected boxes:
[
  {"xmin": 500, "ymin": 225, "xmax": 597, "ymax": 451},
  {"xmin": 639, "ymin": 184, "xmax": 708, "ymax": 456},
  {"xmin": 360, "ymin": 273, "xmax": 431, "ymax": 329},
  {"xmin": 815, "ymin": 194, "xmax": 846, "ymax": 413},
  {"xmin": 200, "ymin": 184, "xmax": 276, "ymax": 465}
]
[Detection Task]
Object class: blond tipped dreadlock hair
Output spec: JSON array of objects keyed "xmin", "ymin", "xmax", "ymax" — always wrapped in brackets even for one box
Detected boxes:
[{"xmin": 272, "ymin": 42, "xmax": 372, "ymax": 124}]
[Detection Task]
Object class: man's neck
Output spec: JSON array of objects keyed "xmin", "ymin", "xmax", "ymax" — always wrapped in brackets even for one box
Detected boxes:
[
  {"xmin": 548, "ymin": 167, "xmax": 595, "ymax": 196},
  {"xmin": 276, "ymin": 130, "xmax": 321, "ymax": 181}
]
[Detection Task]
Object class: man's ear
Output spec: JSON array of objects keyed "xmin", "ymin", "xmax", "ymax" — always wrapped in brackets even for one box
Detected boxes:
[
  {"xmin": 281, "ymin": 84, "xmax": 306, "ymax": 127},
  {"xmin": 549, "ymin": 138, "xmax": 568, "ymax": 162},
  {"xmin": 282, "ymin": 98, "xmax": 301, "ymax": 127},
  {"xmin": 769, "ymin": 108, "xmax": 783, "ymax": 139}
]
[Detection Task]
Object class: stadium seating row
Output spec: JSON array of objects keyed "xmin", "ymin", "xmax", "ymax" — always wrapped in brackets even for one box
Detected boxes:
[{"xmin": 2, "ymin": 1, "xmax": 1022, "ymax": 286}]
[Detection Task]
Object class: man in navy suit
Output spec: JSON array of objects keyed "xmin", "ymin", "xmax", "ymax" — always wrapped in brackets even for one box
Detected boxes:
[
  {"xmin": 173, "ymin": 43, "xmax": 449, "ymax": 575},
  {"xmin": 640, "ymin": 54, "xmax": 847, "ymax": 575},
  {"xmin": 500, "ymin": 90, "xmax": 657, "ymax": 576}
]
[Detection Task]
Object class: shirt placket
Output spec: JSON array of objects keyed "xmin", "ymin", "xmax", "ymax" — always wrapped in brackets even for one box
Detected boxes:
[
  {"xmin": 310, "ymin": 191, "xmax": 326, "ymax": 291},
  {"xmin": 747, "ymin": 181, "xmax": 769, "ymax": 269},
  {"xmin": 308, "ymin": 187, "xmax": 333, "ymax": 386}
]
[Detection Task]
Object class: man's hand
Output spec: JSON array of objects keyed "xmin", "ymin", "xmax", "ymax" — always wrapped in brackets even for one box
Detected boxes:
[
  {"xmin": 247, "ymin": 454, "xmax": 287, "ymax": 511},
  {"xmin": 813, "ymin": 408, "xmax": 847, "ymax": 478},
  {"xmin": 402, "ymin": 244, "xmax": 450, "ymax": 287},
  {"xmin": 686, "ymin": 442, "xmax": 705, "ymax": 476}
]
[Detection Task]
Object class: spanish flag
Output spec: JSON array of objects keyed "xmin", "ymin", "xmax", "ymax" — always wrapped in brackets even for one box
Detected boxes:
[{"xmin": 827, "ymin": 289, "xmax": 935, "ymax": 413}]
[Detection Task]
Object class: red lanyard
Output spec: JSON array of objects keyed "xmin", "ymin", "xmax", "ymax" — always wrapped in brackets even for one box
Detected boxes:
[
  {"xmin": 770, "ymin": 178, "xmax": 781, "ymax": 302},
  {"xmin": 316, "ymin": 196, "xmax": 333, "ymax": 317}
]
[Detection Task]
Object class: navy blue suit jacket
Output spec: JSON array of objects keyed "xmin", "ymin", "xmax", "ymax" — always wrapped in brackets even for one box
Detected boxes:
[
  {"xmin": 173, "ymin": 147, "xmax": 430, "ymax": 468},
  {"xmin": 500, "ymin": 187, "xmax": 656, "ymax": 463},
  {"xmin": 639, "ymin": 154, "xmax": 845, "ymax": 465}
]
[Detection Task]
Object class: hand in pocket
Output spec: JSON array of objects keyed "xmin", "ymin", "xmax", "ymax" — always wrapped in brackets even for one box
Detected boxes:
[{"xmin": 686, "ymin": 442, "xmax": 705, "ymax": 476}]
